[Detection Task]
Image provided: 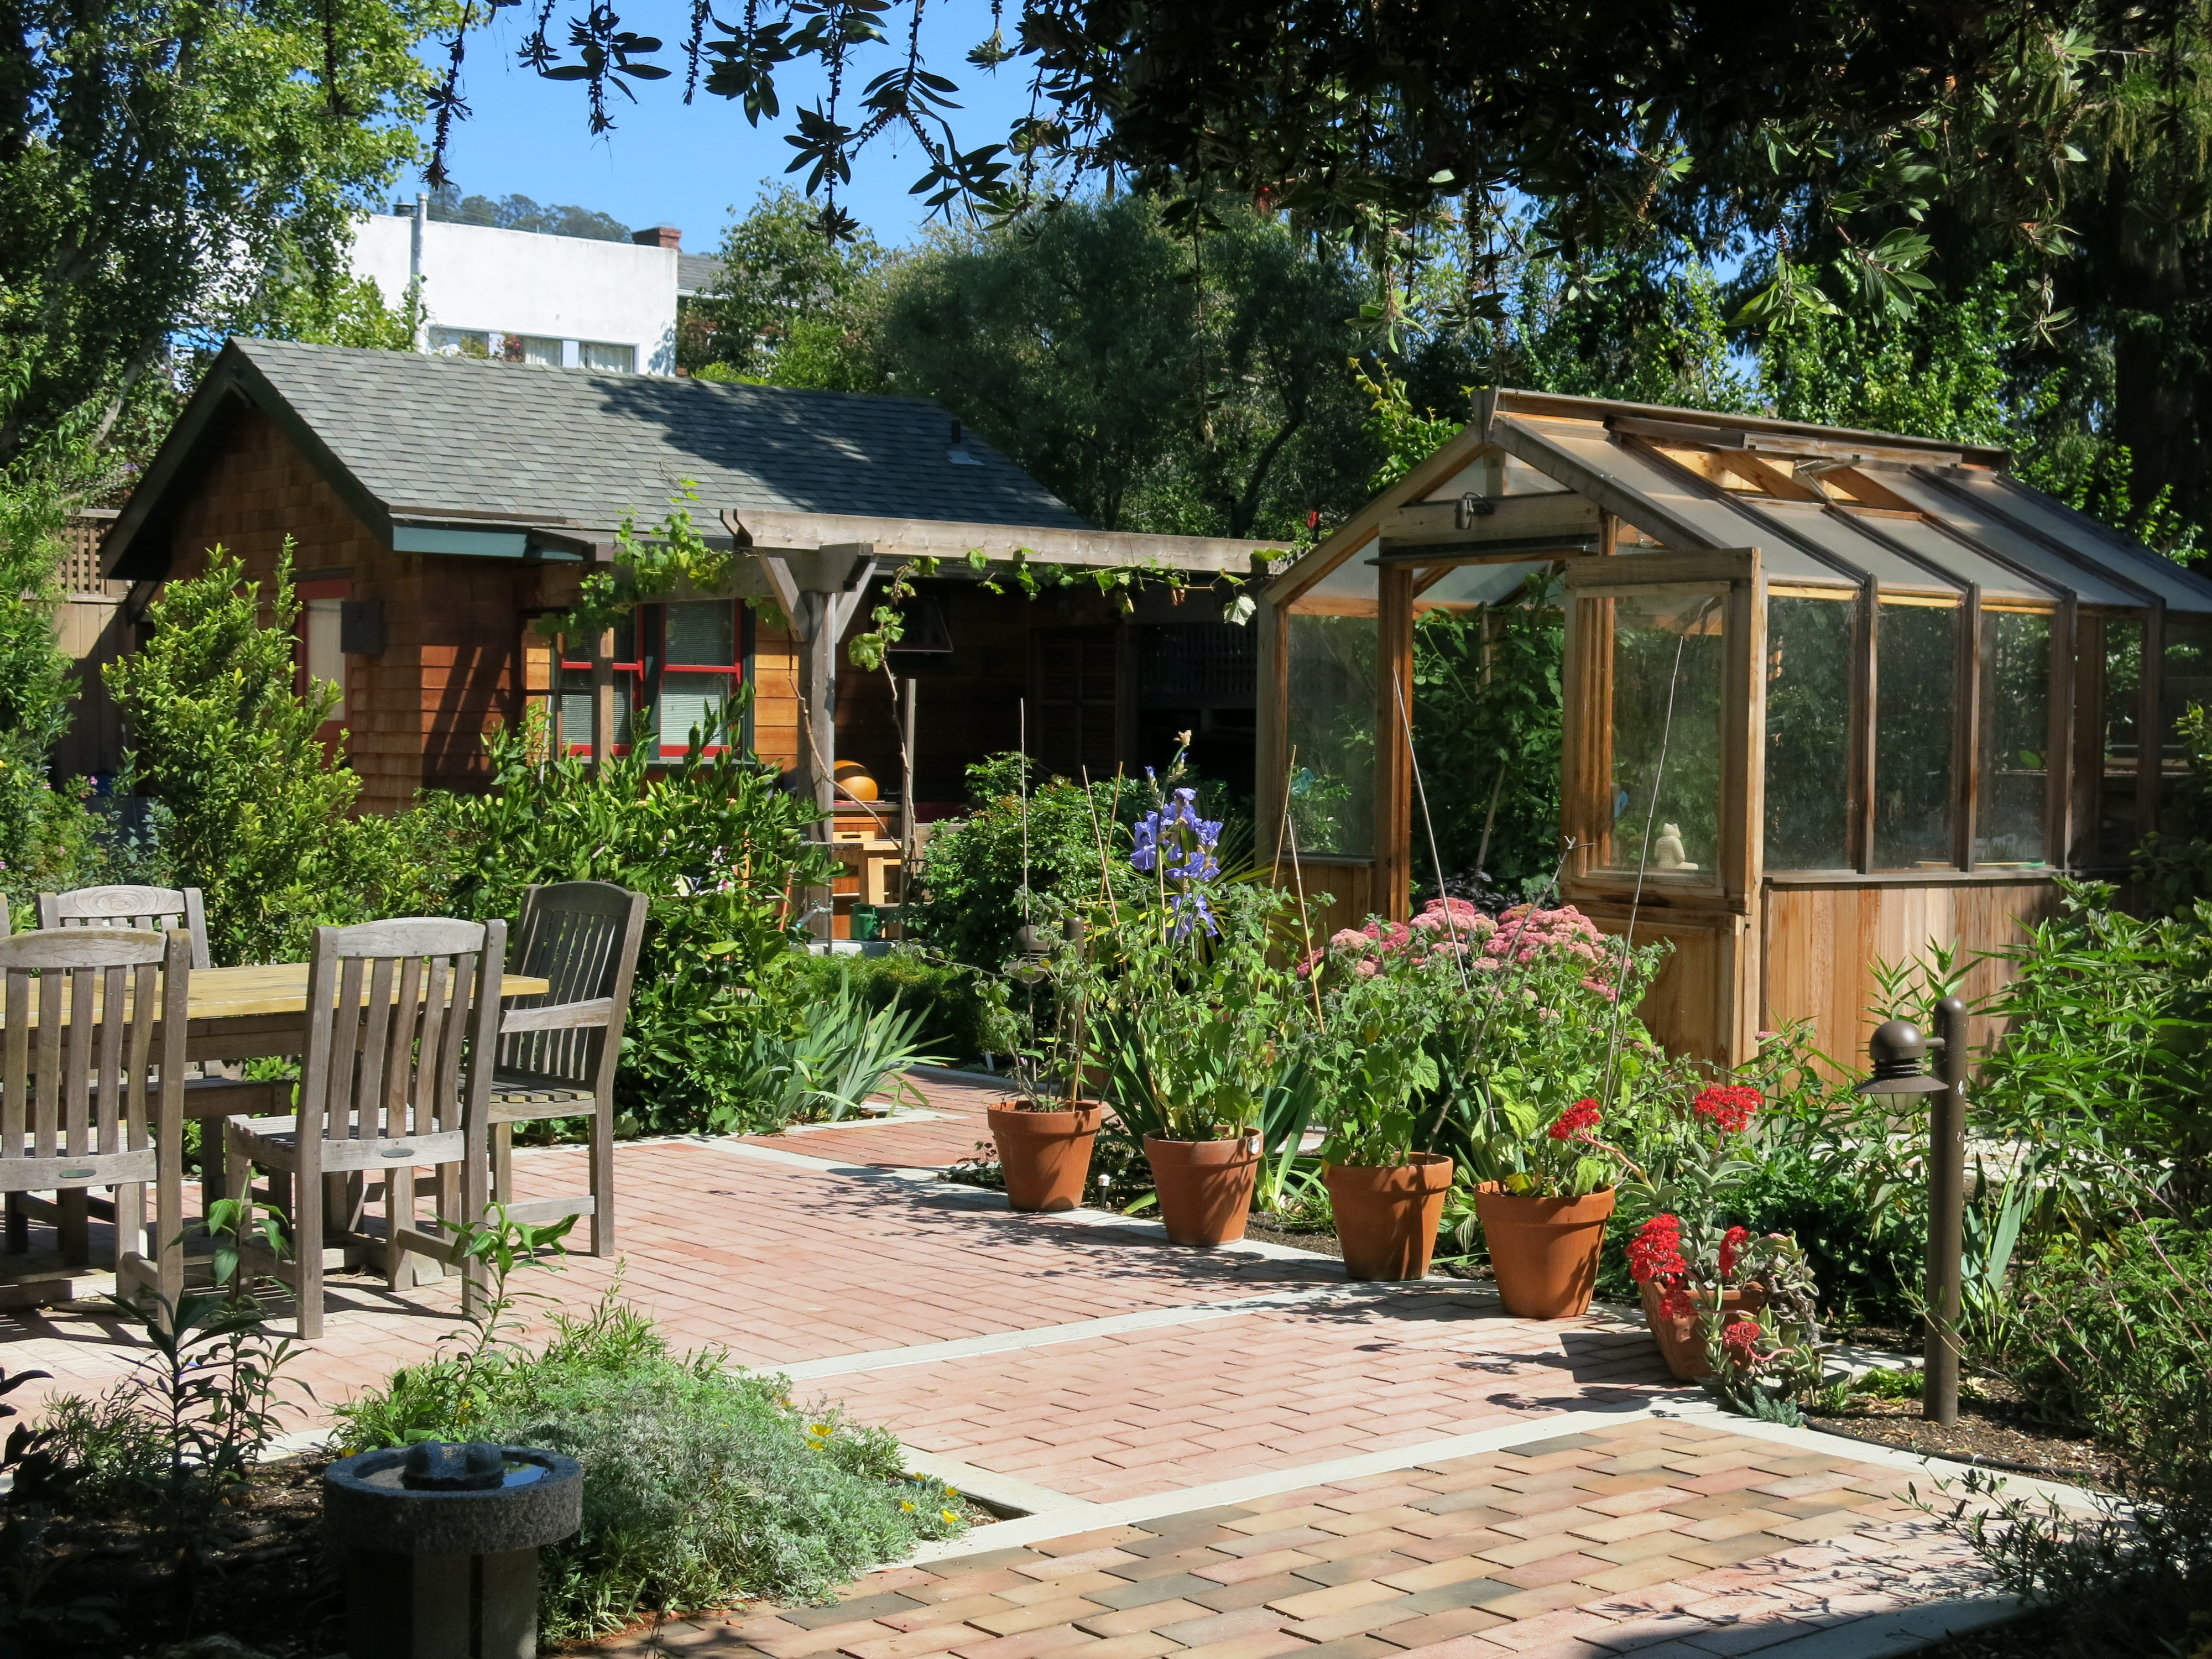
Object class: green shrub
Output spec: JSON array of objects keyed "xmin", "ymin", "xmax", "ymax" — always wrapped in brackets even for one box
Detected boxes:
[
  {"xmin": 2001, "ymin": 1223, "xmax": 2212, "ymax": 1433},
  {"xmin": 99, "ymin": 546, "xmax": 451, "ymax": 961},
  {"xmin": 425, "ymin": 706, "xmax": 837, "ymax": 1135},
  {"xmin": 671, "ymin": 982, "xmax": 947, "ymax": 1135},
  {"xmin": 797, "ymin": 948, "xmax": 1013, "ymax": 1067},
  {"xmin": 1727, "ymin": 1146, "xmax": 1924, "ymax": 1329},
  {"xmin": 902, "ymin": 754, "xmax": 1144, "ymax": 971},
  {"xmin": 336, "ymin": 1297, "xmax": 963, "ymax": 1637},
  {"xmin": 1938, "ymin": 1233, "xmax": 2212, "ymax": 1655}
]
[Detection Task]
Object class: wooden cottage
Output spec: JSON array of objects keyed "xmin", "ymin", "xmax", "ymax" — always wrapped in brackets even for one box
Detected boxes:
[
  {"xmin": 1256, "ymin": 388, "xmax": 2212, "ymax": 1065},
  {"xmin": 100, "ymin": 340, "xmax": 1274, "ymax": 933}
]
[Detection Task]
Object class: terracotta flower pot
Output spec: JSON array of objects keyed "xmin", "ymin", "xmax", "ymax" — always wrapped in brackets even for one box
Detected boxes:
[
  {"xmin": 1324, "ymin": 1155, "xmax": 1455, "ymax": 1281},
  {"xmin": 1472, "ymin": 1181, "xmax": 1616, "ymax": 1319},
  {"xmin": 1639, "ymin": 1280, "xmax": 1769, "ymax": 1381},
  {"xmin": 1144, "ymin": 1133, "xmax": 1259, "ymax": 1247},
  {"xmin": 988, "ymin": 1103, "xmax": 1103, "ymax": 1213}
]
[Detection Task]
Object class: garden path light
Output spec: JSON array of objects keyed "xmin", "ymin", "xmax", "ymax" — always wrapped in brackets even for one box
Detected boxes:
[{"xmin": 1855, "ymin": 1000, "xmax": 1969, "ymax": 1427}]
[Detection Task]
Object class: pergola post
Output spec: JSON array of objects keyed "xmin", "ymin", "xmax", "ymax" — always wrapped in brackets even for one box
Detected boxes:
[{"xmin": 753, "ymin": 544, "xmax": 878, "ymax": 940}]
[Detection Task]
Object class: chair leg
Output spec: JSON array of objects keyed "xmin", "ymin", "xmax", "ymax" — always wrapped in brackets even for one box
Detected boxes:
[
  {"xmin": 110, "ymin": 1180, "xmax": 142, "ymax": 1271},
  {"xmin": 461, "ymin": 1141, "xmax": 489, "ymax": 1322},
  {"xmin": 294, "ymin": 1166, "xmax": 324, "ymax": 1340},
  {"xmin": 5, "ymin": 1191, "xmax": 25, "ymax": 1254},
  {"xmin": 492, "ymin": 1123, "xmax": 513, "ymax": 1205},
  {"xmin": 591, "ymin": 1105, "xmax": 615, "ymax": 1258},
  {"xmin": 56, "ymin": 1189, "xmax": 89, "ymax": 1267},
  {"xmin": 385, "ymin": 1165, "xmax": 415, "ymax": 1288},
  {"xmin": 204, "ymin": 1122, "xmax": 229, "ymax": 1210}
]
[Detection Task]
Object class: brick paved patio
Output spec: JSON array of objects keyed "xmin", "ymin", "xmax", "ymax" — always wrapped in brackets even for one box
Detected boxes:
[{"xmin": 0, "ymin": 1070, "xmax": 2052, "ymax": 1656}]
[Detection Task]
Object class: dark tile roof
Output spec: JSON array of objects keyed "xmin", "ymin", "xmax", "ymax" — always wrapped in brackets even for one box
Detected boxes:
[
  {"xmin": 677, "ymin": 251, "xmax": 726, "ymax": 296},
  {"xmin": 231, "ymin": 337, "xmax": 1087, "ymax": 536}
]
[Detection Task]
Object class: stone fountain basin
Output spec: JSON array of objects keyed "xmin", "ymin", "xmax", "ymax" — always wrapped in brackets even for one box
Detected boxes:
[{"xmin": 325, "ymin": 1446, "xmax": 583, "ymax": 1558}]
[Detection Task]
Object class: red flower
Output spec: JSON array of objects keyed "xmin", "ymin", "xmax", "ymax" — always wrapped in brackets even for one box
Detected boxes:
[
  {"xmin": 1627, "ymin": 1215, "xmax": 1686, "ymax": 1285},
  {"xmin": 1721, "ymin": 1318, "xmax": 1763, "ymax": 1366},
  {"xmin": 1692, "ymin": 1084, "xmax": 1762, "ymax": 1133},
  {"xmin": 1548, "ymin": 1098, "xmax": 1601, "ymax": 1141},
  {"xmin": 1717, "ymin": 1225, "xmax": 1751, "ymax": 1278}
]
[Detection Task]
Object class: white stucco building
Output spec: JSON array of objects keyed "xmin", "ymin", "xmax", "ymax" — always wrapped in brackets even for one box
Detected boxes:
[{"xmin": 350, "ymin": 208, "xmax": 692, "ymax": 375}]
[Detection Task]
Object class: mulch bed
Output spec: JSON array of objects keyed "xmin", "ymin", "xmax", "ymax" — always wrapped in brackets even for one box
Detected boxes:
[
  {"xmin": 18, "ymin": 1454, "xmax": 340, "ymax": 1659},
  {"xmin": 1806, "ymin": 1375, "xmax": 2121, "ymax": 1490}
]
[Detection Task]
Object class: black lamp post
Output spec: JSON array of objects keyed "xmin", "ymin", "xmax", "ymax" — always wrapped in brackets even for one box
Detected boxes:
[{"xmin": 1853, "ymin": 997, "xmax": 1968, "ymax": 1427}]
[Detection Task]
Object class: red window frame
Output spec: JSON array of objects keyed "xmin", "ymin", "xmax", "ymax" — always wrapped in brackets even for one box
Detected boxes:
[{"xmin": 554, "ymin": 602, "xmax": 747, "ymax": 759}]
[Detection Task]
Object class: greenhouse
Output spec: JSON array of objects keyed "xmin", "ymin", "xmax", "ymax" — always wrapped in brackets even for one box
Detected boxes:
[{"xmin": 1254, "ymin": 388, "xmax": 2212, "ymax": 1063}]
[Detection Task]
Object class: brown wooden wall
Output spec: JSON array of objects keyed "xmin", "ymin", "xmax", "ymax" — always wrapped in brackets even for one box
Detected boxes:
[
  {"xmin": 1761, "ymin": 876, "xmax": 2061, "ymax": 1067},
  {"xmin": 166, "ymin": 407, "xmax": 518, "ymax": 814}
]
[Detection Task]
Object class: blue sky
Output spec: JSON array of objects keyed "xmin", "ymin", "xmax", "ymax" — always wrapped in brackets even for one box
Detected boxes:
[{"xmin": 410, "ymin": 0, "xmax": 1035, "ymax": 254}]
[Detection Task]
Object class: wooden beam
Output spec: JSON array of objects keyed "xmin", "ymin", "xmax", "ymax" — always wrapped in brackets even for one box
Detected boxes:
[
  {"xmin": 1851, "ymin": 582, "xmax": 1878, "ymax": 874},
  {"xmin": 723, "ymin": 510, "xmax": 1274, "ymax": 575},
  {"xmin": 1490, "ymin": 417, "xmax": 1722, "ymax": 551},
  {"xmin": 1377, "ymin": 564, "xmax": 1415, "ymax": 920},
  {"xmin": 1953, "ymin": 585, "xmax": 1983, "ymax": 870},
  {"xmin": 1378, "ymin": 491, "xmax": 1598, "ymax": 548}
]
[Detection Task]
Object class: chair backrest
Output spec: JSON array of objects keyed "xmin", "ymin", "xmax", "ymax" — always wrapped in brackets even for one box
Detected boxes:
[
  {"xmin": 1, "ymin": 928, "xmax": 191, "ymax": 1163},
  {"xmin": 298, "ymin": 918, "xmax": 506, "ymax": 1145},
  {"xmin": 40, "ymin": 886, "xmax": 211, "ymax": 971},
  {"xmin": 499, "ymin": 881, "xmax": 648, "ymax": 1089}
]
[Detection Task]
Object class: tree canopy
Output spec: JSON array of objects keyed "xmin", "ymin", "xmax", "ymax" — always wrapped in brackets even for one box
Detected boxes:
[
  {"xmin": 428, "ymin": 186, "xmax": 631, "ymax": 241},
  {"xmin": 1, "ymin": 0, "xmax": 444, "ymax": 471}
]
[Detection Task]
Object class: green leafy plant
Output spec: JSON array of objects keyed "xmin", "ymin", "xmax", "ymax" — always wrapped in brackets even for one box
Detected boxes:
[
  {"xmin": 430, "ymin": 704, "xmax": 835, "ymax": 1136},
  {"xmin": 338, "ymin": 1291, "xmax": 966, "ymax": 1639},
  {"xmin": 681, "ymin": 984, "xmax": 945, "ymax": 1135}
]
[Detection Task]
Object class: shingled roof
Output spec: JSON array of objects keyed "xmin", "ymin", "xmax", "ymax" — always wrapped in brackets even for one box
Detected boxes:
[{"xmin": 103, "ymin": 337, "xmax": 1089, "ymax": 579}]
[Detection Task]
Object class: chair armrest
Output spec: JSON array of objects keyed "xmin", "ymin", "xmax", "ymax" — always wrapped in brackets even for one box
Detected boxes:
[{"xmin": 500, "ymin": 997, "xmax": 617, "ymax": 1035}]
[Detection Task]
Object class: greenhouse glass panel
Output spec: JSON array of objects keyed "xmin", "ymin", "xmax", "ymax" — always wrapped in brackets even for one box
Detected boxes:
[
  {"xmin": 2096, "ymin": 619, "xmax": 2142, "ymax": 863},
  {"xmin": 1975, "ymin": 611, "xmax": 2051, "ymax": 866},
  {"xmin": 1598, "ymin": 587, "xmax": 1725, "ymax": 879},
  {"xmin": 1764, "ymin": 594, "xmax": 1854, "ymax": 870},
  {"xmin": 1286, "ymin": 611, "xmax": 1376, "ymax": 856},
  {"xmin": 2161, "ymin": 617, "xmax": 2212, "ymax": 828},
  {"xmin": 1873, "ymin": 603, "xmax": 1958, "ymax": 868}
]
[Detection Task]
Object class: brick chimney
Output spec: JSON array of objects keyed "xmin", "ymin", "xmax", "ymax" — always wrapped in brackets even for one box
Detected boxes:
[{"xmin": 631, "ymin": 225, "xmax": 681, "ymax": 250}]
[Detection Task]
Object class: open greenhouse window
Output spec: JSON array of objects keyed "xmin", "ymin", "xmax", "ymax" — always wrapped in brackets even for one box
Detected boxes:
[
  {"xmin": 1976, "ymin": 607, "xmax": 2053, "ymax": 867},
  {"xmin": 1872, "ymin": 598, "xmax": 1959, "ymax": 869},
  {"xmin": 1764, "ymin": 591, "xmax": 1855, "ymax": 872},
  {"xmin": 1409, "ymin": 563, "xmax": 1563, "ymax": 894},
  {"xmin": 1285, "ymin": 554, "xmax": 1380, "ymax": 859},
  {"xmin": 1593, "ymin": 587, "xmax": 1728, "ymax": 883}
]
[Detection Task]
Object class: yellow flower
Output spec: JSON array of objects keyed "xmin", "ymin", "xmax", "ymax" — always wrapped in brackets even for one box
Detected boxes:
[
  {"xmin": 900, "ymin": 1500, "xmax": 916, "ymax": 1512},
  {"xmin": 808, "ymin": 1423, "xmax": 833, "ymax": 1437},
  {"xmin": 940, "ymin": 1509, "xmax": 959, "ymax": 1525}
]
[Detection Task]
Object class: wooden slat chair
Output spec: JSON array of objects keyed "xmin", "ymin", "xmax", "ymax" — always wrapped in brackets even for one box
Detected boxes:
[
  {"xmin": 227, "ymin": 918, "xmax": 506, "ymax": 1339},
  {"xmin": 487, "ymin": 882, "xmax": 647, "ymax": 1258},
  {"xmin": 39, "ymin": 885, "xmax": 212, "ymax": 969},
  {"xmin": 0, "ymin": 928, "xmax": 190, "ymax": 1309},
  {"xmin": 39, "ymin": 884, "xmax": 262, "ymax": 1213}
]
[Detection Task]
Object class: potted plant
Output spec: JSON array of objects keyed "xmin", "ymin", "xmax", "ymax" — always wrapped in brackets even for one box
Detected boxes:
[
  {"xmin": 1622, "ymin": 1082, "xmax": 1826, "ymax": 1402},
  {"xmin": 989, "ymin": 922, "xmax": 1104, "ymax": 1213},
  {"xmin": 1467, "ymin": 1094, "xmax": 1625, "ymax": 1317},
  {"xmin": 1079, "ymin": 775, "xmax": 1293, "ymax": 1248},
  {"xmin": 1305, "ymin": 926, "xmax": 1453, "ymax": 1280}
]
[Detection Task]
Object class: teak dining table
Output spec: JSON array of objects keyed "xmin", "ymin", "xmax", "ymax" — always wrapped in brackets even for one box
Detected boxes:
[{"xmin": 8, "ymin": 961, "xmax": 553, "ymax": 1060}]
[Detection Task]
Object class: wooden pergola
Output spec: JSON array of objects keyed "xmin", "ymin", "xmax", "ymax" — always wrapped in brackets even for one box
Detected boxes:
[{"xmin": 1256, "ymin": 389, "xmax": 2212, "ymax": 1065}]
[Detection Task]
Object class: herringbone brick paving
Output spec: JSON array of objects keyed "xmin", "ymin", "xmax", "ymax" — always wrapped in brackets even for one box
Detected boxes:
[
  {"xmin": 0, "ymin": 1072, "xmax": 2023, "ymax": 1656},
  {"xmin": 575, "ymin": 1418, "xmax": 1995, "ymax": 1657}
]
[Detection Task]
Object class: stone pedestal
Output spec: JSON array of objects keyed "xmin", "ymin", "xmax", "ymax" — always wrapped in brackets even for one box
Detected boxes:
[{"xmin": 324, "ymin": 1442, "xmax": 583, "ymax": 1659}]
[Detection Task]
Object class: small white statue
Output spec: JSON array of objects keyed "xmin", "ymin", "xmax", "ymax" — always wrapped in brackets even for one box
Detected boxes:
[{"xmin": 1653, "ymin": 823, "xmax": 1698, "ymax": 872}]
